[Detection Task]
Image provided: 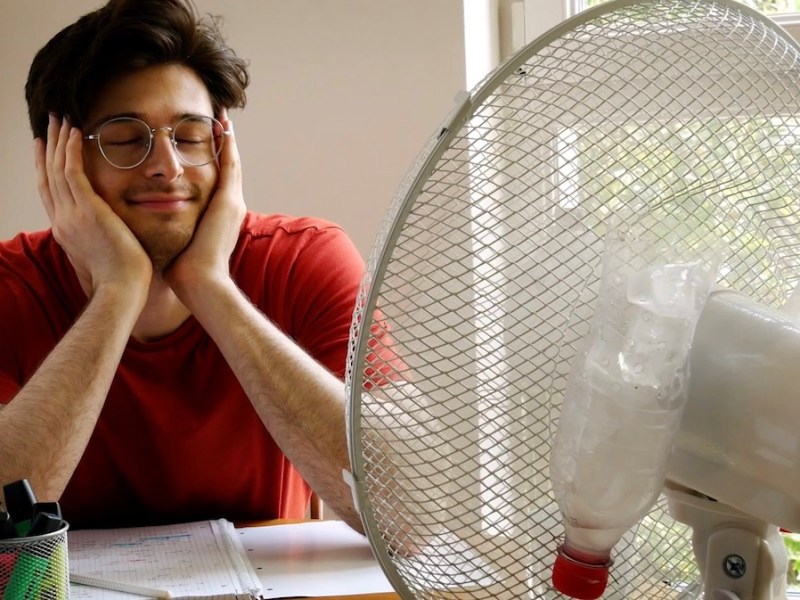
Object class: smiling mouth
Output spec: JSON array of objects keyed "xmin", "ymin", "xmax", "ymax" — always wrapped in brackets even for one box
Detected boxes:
[{"xmin": 127, "ymin": 196, "xmax": 193, "ymax": 211}]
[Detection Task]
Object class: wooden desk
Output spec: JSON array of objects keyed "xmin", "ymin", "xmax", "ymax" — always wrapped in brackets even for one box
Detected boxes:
[{"xmin": 313, "ymin": 594, "xmax": 398, "ymax": 600}]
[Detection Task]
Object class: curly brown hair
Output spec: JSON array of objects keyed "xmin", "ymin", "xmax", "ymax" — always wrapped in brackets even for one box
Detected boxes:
[{"xmin": 25, "ymin": 0, "xmax": 249, "ymax": 139}]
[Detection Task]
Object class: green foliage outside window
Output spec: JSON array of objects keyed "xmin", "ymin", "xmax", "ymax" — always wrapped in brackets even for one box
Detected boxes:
[
  {"xmin": 739, "ymin": 0, "xmax": 800, "ymax": 12},
  {"xmin": 540, "ymin": 0, "xmax": 800, "ymax": 590},
  {"xmin": 786, "ymin": 533, "xmax": 800, "ymax": 587},
  {"xmin": 571, "ymin": 111, "xmax": 800, "ymax": 587},
  {"xmin": 565, "ymin": 1, "xmax": 800, "ymax": 588}
]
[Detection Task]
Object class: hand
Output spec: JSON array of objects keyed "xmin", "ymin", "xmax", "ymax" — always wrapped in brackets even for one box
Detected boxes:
[
  {"xmin": 34, "ymin": 114, "xmax": 152, "ymax": 302},
  {"xmin": 165, "ymin": 109, "xmax": 246, "ymax": 297}
]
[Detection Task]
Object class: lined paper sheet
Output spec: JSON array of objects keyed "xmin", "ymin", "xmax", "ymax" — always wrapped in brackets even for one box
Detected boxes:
[
  {"xmin": 239, "ymin": 520, "xmax": 393, "ymax": 598},
  {"xmin": 68, "ymin": 519, "xmax": 262, "ymax": 599}
]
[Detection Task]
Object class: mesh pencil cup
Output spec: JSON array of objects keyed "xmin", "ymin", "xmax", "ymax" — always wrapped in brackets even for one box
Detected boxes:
[{"xmin": 0, "ymin": 521, "xmax": 69, "ymax": 600}]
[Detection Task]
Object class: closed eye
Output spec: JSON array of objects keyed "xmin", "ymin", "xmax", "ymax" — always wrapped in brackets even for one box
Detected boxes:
[
  {"xmin": 175, "ymin": 137, "xmax": 206, "ymax": 145},
  {"xmin": 105, "ymin": 136, "xmax": 149, "ymax": 147}
]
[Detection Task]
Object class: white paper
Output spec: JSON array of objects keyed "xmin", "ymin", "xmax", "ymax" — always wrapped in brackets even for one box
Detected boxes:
[{"xmin": 238, "ymin": 520, "xmax": 394, "ymax": 598}]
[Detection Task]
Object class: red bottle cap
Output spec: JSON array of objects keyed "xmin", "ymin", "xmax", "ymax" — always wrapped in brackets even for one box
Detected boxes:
[{"xmin": 552, "ymin": 545, "xmax": 612, "ymax": 599}]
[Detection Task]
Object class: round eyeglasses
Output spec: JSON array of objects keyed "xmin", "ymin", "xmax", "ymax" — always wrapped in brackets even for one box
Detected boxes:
[{"xmin": 84, "ymin": 115, "xmax": 229, "ymax": 169}]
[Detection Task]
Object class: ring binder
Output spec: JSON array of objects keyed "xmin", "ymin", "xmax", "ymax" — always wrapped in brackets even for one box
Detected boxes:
[{"xmin": 68, "ymin": 519, "xmax": 264, "ymax": 599}]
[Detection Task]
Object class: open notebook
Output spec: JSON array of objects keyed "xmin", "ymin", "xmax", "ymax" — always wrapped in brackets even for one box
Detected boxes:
[{"xmin": 68, "ymin": 519, "xmax": 263, "ymax": 600}]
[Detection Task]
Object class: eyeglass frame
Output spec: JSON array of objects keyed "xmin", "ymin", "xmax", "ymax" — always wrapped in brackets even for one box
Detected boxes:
[{"xmin": 83, "ymin": 115, "xmax": 231, "ymax": 170}]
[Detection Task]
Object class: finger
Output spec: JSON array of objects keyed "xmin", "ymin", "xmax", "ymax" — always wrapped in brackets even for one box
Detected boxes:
[
  {"xmin": 33, "ymin": 137, "xmax": 55, "ymax": 222},
  {"xmin": 42, "ymin": 114, "xmax": 73, "ymax": 218},
  {"xmin": 217, "ymin": 116, "xmax": 241, "ymax": 189},
  {"xmin": 54, "ymin": 118, "xmax": 75, "ymax": 201},
  {"xmin": 44, "ymin": 115, "xmax": 60, "ymax": 201},
  {"xmin": 44, "ymin": 114, "xmax": 59, "ymax": 171},
  {"xmin": 48, "ymin": 116, "xmax": 76, "ymax": 208},
  {"xmin": 63, "ymin": 127, "xmax": 98, "ymax": 205}
]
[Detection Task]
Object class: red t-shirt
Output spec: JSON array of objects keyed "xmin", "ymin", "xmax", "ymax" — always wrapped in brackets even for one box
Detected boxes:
[{"xmin": 0, "ymin": 212, "xmax": 365, "ymax": 529}]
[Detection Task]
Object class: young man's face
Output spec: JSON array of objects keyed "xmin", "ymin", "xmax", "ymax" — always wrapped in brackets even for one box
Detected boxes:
[{"xmin": 82, "ymin": 64, "xmax": 220, "ymax": 272}]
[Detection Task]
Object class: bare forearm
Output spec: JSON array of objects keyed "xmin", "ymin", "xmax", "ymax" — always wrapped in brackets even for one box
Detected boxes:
[
  {"xmin": 180, "ymin": 278, "xmax": 361, "ymax": 531},
  {"xmin": 0, "ymin": 287, "xmax": 143, "ymax": 501}
]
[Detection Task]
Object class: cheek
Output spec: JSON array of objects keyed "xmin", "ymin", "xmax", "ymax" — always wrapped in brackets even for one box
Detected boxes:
[
  {"xmin": 82, "ymin": 151, "xmax": 123, "ymax": 202},
  {"xmin": 201, "ymin": 163, "xmax": 220, "ymax": 186},
  {"xmin": 192, "ymin": 166, "xmax": 220, "ymax": 199},
  {"xmin": 87, "ymin": 172, "xmax": 127, "ymax": 206}
]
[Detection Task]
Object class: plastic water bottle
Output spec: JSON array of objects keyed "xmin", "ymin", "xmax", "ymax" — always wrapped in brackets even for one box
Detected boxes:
[{"xmin": 549, "ymin": 222, "xmax": 721, "ymax": 599}]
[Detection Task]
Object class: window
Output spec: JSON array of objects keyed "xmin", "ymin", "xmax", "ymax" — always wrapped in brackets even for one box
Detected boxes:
[{"xmin": 461, "ymin": 0, "xmax": 800, "ymax": 593}]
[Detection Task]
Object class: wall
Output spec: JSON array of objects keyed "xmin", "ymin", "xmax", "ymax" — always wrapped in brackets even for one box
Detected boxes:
[{"xmin": 0, "ymin": 1, "xmax": 466, "ymax": 258}]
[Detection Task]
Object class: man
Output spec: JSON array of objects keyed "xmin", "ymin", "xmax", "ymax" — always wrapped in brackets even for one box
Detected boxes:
[{"xmin": 0, "ymin": 0, "xmax": 364, "ymax": 531}]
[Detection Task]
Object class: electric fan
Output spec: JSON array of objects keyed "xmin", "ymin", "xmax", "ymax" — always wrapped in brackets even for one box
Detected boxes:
[{"xmin": 344, "ymin": 0, "xmax": 800, "ymax": 598}]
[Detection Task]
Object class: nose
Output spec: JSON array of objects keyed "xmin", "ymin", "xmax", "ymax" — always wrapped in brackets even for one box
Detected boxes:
[{"xmin": 142, "ymin": 127, "xmax": 183, "ymax": 180}]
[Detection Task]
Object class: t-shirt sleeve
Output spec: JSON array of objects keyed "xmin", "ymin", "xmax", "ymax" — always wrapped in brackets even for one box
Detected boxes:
[
  {"xmin": 286, "ymin": 226, "xmax": 407, "ymax": 386},
  {"xmin": 285, "ymin": 226, "xmax": 365, "ymax": 379},
  {"xmin": 240, "ymin": 218, "xmax": 404, "ymax": 385}
]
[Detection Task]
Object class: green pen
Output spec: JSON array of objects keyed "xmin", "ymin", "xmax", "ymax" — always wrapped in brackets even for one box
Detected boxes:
[
  {"xmin": 2, "ymin": 552, "xmax": 49, "ymax": 600},
  {"xmin": 1, "ymin": 517, "xmax": 68, "ymax": 600}
]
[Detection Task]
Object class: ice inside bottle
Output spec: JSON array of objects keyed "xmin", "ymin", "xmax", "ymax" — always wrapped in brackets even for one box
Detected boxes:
[{"xmin": 550, "ymin": 221, "xmax": 722, "ymax": 600}]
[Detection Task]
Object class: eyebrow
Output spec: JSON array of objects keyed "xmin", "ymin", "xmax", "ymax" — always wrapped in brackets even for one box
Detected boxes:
[{"xmin": 84, "ymin": 111, "xmax": 214, "ymax": 133}]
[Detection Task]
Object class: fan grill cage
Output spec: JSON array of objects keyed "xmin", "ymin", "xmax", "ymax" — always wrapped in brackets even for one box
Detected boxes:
[{"xmin": 346, "ymin": 1, "xmax": 800, "ymax": 598}]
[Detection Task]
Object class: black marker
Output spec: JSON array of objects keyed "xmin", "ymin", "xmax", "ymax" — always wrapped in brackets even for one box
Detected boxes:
[
  {"xmin": 0, "ymin": 510, "xmax": 16, "ymax": 540},
  {"xmin": 27, "ymin": 512, "xmax": 64, "ymax": 537},
  {"xmin": 32, "ymin": 502, "xmax": 61, "ymax": 520},
  {"xmin": 3, "ymin": 479, "xmax": 37, "ymax": 536}
]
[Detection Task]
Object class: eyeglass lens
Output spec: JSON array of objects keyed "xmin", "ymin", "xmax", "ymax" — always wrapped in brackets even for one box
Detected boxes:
[{"xmin": 97, "ymin": 116, "xmax": 224, "ymax": 168}]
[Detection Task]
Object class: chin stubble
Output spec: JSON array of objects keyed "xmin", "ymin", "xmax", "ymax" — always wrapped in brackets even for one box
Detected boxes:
[{"xmin": 135, "ymin": 222, "xmax": 195, "ymax": 273}]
